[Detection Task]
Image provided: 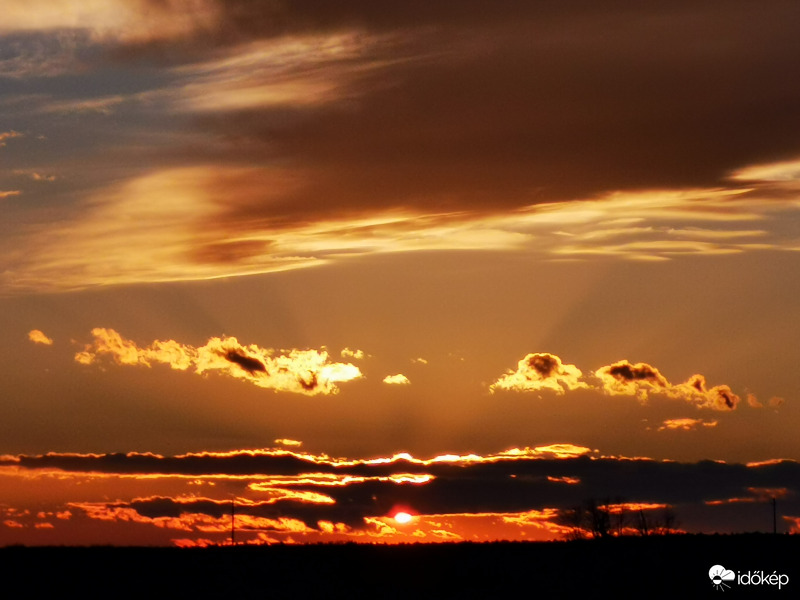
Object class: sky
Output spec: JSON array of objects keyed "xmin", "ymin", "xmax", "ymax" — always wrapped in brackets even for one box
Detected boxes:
[{"xmin": 2, "ymin": 0, "xmax": 800, "ymax": 546}]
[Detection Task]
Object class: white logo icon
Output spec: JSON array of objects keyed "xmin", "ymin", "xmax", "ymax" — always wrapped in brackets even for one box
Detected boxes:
[{"xmin": 709, "ymin": 565, "xmax": 735, "ymax": 591}]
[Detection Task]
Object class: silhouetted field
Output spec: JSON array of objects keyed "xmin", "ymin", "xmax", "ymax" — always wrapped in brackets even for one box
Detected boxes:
[{"xmin": 3, "ymin": 534, "xmax": 796, "ymax": 597}]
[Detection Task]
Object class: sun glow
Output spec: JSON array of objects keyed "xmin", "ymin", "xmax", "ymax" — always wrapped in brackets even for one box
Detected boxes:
[{"xmin": 394, "ymin": 511, "xmax": 413, "ymax": 524}]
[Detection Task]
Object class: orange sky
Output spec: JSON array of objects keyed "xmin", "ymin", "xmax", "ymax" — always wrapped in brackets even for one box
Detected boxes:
[{"xmin": 1, "ymin": 0, "xmax": 800, "ymax": 546}]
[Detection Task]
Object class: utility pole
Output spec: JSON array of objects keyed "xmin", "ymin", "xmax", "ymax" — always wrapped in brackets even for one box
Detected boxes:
[
  {"xmin": 231, "ymin": 497, "xmax": 236, "ymax": 546},
  {"xmin": 773, "ymin": 497, "xmax": 777, "ymax": 534}
]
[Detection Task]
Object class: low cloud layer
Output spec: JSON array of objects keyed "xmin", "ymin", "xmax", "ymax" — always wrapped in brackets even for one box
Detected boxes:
[
  {"xmin": 3, "ymin": 444, "xmax": 799, "ymax": 545},
  {"xmin": 75, "ymin": 328, "xmax": 361, "ymax": 395}
]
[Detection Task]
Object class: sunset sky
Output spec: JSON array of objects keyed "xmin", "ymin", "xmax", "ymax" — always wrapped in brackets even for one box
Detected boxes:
[{"xmin": 2, "ymin": 1, "xmax": 800, "ymax": 546}]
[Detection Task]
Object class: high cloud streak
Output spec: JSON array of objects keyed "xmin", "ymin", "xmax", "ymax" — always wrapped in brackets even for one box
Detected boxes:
[
  {"xmin": 492, "ymin": 353, "xmax": 744, "ymax": 411},
  {"xmin": 4, "ymin": 162, "xmax": 800, "ymax": 293},
  {"xmin": 1, "ymin": 0, "xmax": 220, "ymax": 44},
  {"xmin": 491, "ymin": 353, "xmax": 586, "ymax": 395},
  {"xmin": 75, "ymin": 328, "xmax": 361, "ymax": 395}
]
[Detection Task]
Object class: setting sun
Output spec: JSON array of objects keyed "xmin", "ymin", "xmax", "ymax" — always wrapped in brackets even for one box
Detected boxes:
[{"xmin": 394, "ymin": 512, "xmax": 413, "ymax": 525}]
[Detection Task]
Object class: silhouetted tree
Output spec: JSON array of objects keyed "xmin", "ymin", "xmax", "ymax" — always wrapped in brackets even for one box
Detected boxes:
[
  {"xmin": 610, "ymin": 497, "xmax": 628, "ymax": 536},
  {"xmin": 564, "ymin": 505, "xmax": 589, "ymax": 540},
  {"xmin": 586, "ymin": 498, "xmax": 611, "ymax": 539},
  {"xmin": 635, "ymin": 509, "xmax": 651, "ymax": 536}
]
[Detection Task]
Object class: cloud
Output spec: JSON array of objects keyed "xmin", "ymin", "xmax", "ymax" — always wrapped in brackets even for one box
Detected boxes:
[
  {"xmin": 0, "ymin": 0, "xmax": 220, "ymax": 44},
  {"xmin": 491, "ymin": 354, "xmax": 745, "ymax": 411},
  {"xmin": 340, "ymin": 348, "xmax": 366, "ymax": 359},
  {"xmin": 657, "ymin": 418, "xmax": 718, "ymax": 432},
  {"xmin": 13, "ymin": 169, "xmax": 57, "ymax": 182},
  {"xmin": 731, "ymin": 157, "xmax": 800, "ymax": 182},
  {"xmin": 8, "ymin": 444, "xmax": 800, "ymax": 544},
  {"xmin": 27, "ymin": 329, "xmax": 53, "ymax": 345},
  {"xmin": 75, "ymin": 328, "xmax": 362, "ymax": 395},
  {"xmin": 595, "ymin": 360, "xmax": 670, "ymax": 400},
  {"xmin": 5, "ymin": 165, "xmax": 800, "ymax": 293},
  {"xmin": 274, "ymin": 439, "xmax": 302, "ymax": 448},
  {"xmin": 39, "ymin": 95, "xmax": 126, "ymax": 115},
  {"xmin": 490, "ymin": 353, "xmax": 587, "ymax": 395},
  {"xmin": 596, "ymin": 361, "xmax": 740, "ymax": 410},
  {"xmin": 167, "ymin": 33, "xmax": 396, "ymax": 113},
  {"xmin": 5, "ymin": 3, "xmax": 800, "ymax": 294},
  {"xmin": 748, "ymin": 394, "xmax": 785, "ymax": 409},
  {"xmin": 0, "ymin": 131, "xmax": 23, "ymax": 146},
  {"xmin": 382, "ymin": 374, "xmax": 410, "ymax": 385}
]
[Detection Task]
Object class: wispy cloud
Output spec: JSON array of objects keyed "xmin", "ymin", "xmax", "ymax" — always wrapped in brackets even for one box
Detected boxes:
[
  {"xmin": 1, "ymin": 0, "xmax": 220, "ymax": 44},
  {"xmin": 6, "ymin": 167, "xmax": 800, "ymax": 293}
]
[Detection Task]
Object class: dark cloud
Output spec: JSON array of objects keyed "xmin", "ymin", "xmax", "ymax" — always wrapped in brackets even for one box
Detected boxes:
[
  {"xmin": 52, "ymin": 449, "xmax": 800, "ymax": 537},
  {"xmin": 602, "ymin": 361, "xmax": 669, "ymax": 388},
  {"xmin": 527, "ymin": 354, "xmax": 559, "ymax": 379},
  {"xmin": 156, "ymin": 0, "xmax": 800, "ymax": 232},
  {"xmin": 223, "ymin": 349, "xmax": 267, "ymax": 374}
]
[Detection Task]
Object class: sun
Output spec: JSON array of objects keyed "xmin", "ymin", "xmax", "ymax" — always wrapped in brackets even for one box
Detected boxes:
[{"xmin": 394, "ymin": 511, "xmax": 413, "ymax": 524}]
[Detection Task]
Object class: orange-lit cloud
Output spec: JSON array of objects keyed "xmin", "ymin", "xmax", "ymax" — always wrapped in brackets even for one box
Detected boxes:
[
  {"xmin": 595, "ymin": 360, "xmax": 669, "ymax": 399},
  {"xmin": 4, "ymin": 443, "xmax": 800, "ymax": 544},
  {"xmin": 0, "ymin": 130, "xmax": 23, "ymax": 146},
  {"xmin": 493, "ymin": 352, "xmax": 745, "ymax": 411},
  {"xmin": 382, "ymin": 374, "xmax": 410, "ymax": 385},
  {"xmin": 490, "ymin": 352, "xmax": 587, "ymax": 395},
  {"xmin": 169, "ymin": 33, "xmax": 395, "ymax": 113},
  {"xmin": 596, "ymin": 361, "xmax": 740, "ymax": 410},
  {"xmin": 747, "ymin": 394, "xmax": 785, "ymax": 409},
  {"xmin": 274, "ymin": 439, "xmax": 302, "ymax": 448},
  {"xmin": 13, "ymin": 169, "xmax": 57, "ymax": 181},
  {"xmin": 1, "ymin": 0, "xmax": 220, "ymax": 44},
  {"xmin": 28, "ymin": 329, "xmax": 53, "ymax": 345},
  {"xmin": 731, "ymin": 157, "xmax": 800, "ymax": 182},
  {"xmin": 546, "ymin": 476, "xmax": 580, "ymax": 485},
  {"xmin": 75, "ymin": 328, "xmax": 362, "ymax": 395},
  {"xmin": 9, "ymin": 164, "xmax": 800, "ymax": 294},
  {"xmin": 657, "ymin": 418, "xmax": 718, "ymax": 432}
]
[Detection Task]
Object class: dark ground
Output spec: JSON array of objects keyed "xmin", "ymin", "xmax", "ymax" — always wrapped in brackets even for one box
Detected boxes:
[{"xmin": 2, "ymin": 534, "xmax": 796, "ymax": 598}]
